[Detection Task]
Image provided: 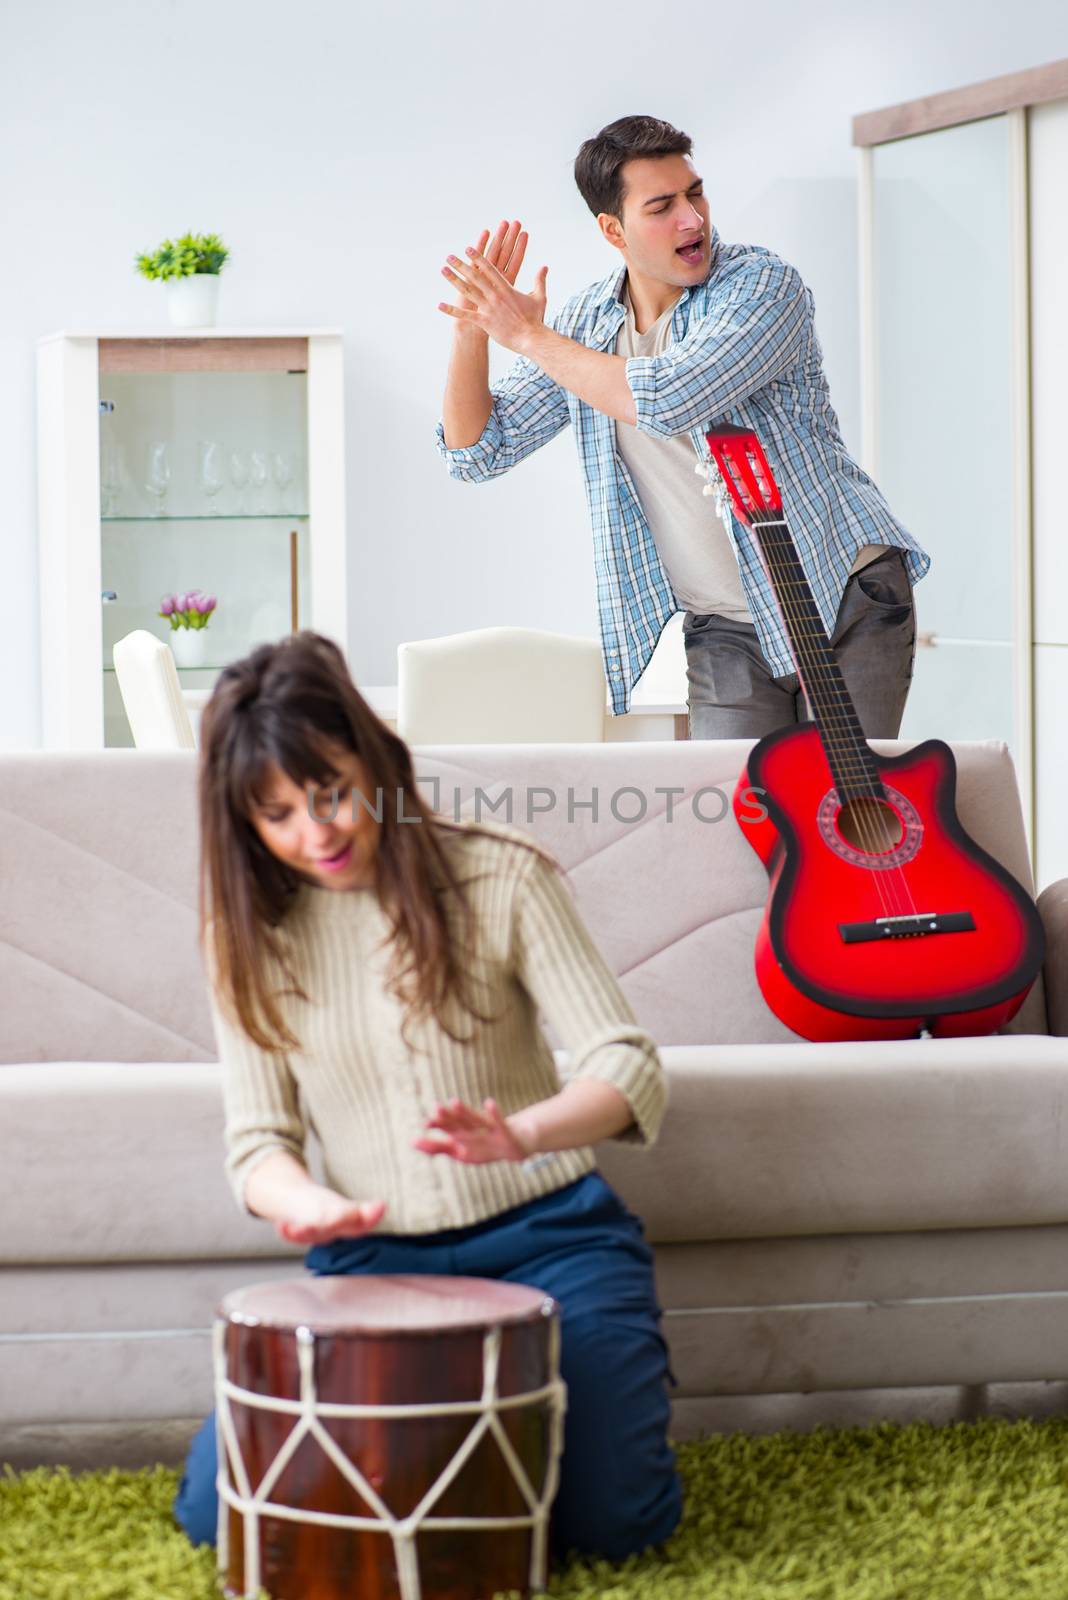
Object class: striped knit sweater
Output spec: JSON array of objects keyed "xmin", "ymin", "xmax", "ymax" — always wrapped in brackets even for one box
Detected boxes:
[{"xmin": 208, "ymin": 821, "xmax": 666, "ymax": 1234}]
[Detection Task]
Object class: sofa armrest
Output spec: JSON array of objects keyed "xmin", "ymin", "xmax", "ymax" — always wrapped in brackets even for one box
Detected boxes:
[{"xmin": 1038, "ymin": 878, "xmax": 1068, "ymax": 1035}]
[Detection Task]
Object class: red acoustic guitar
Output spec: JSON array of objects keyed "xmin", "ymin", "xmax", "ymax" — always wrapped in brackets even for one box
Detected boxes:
[{"xmin": 700, "ymin": 424, "xmax": 1044, "ymax": 1042}]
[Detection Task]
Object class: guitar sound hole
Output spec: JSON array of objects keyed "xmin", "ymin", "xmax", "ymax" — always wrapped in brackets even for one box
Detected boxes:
[{"xmin": 836, "ymin": 798, "xmax": 904, "ymax": 855}]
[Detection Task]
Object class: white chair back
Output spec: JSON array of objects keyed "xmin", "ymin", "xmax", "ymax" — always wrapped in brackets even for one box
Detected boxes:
[
  {"xmin": 112, "ymin": 631, "xmax": 196, "ymax": 750},
  {"xmin": 397, "ymin": 627, "xmax": 606, "ymax": 744}
]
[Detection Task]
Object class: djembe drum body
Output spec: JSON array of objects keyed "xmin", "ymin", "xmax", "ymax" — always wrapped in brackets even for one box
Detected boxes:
[{"xmin": 215, "ymin": 1276, "xmax": 566, "ymax": 1600}]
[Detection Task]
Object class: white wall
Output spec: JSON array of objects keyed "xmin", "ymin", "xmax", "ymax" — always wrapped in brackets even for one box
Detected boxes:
[{"xmin": 3, "ymin": 0, "xmax": 1067, "ymax": 747}]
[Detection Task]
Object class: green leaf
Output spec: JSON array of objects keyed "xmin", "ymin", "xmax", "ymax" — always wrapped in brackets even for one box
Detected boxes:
[{"xmin": 133, "ymin": 232, "xmax": 231, "ymax": 282}]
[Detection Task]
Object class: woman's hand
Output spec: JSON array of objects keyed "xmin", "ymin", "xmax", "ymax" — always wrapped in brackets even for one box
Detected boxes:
[
  {"xmin": 273, "ymin": 1187, "xmax": 386, "ymax": 1247},
  {"xmin": 413, "ymin": 1097, "xmax": 533, "ymax": 1165}
]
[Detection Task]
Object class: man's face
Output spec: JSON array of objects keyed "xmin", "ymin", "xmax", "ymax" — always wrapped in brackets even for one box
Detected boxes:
[{"xmin": 599, "ymin": 153, "xmax": 711, "ymax": 287}]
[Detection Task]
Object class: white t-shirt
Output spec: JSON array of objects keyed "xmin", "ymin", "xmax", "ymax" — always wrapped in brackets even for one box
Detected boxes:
[
  {"xmin": 614, "ymin": 279, "xmax": 887, "ymax": 619},
  {"xmin": 615, "ymin": 284, "xmax": 751, "ymax": 618}
]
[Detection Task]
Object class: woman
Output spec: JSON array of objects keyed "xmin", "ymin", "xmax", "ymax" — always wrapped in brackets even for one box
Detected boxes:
[{"xmin": 174, "ymin": 630, "xmax": 682, "ymax": 1563}]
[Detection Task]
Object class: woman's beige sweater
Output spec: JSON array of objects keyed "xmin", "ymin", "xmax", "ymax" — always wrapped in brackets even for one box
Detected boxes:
[{"xmin": 208, "ymin": 821, "xmax": 666, "ymax": 1234}]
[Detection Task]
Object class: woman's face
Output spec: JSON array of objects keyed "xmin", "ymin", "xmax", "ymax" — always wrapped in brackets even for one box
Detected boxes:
[{"xmin": 249, "ymin": 745, "xmax": 382, "ymax": 891}]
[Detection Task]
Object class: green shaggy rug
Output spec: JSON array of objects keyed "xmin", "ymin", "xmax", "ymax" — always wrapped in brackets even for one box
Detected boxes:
[{"xmin": 4, "ymin": 1417, "xmax": 1068, "ymax": 1599}]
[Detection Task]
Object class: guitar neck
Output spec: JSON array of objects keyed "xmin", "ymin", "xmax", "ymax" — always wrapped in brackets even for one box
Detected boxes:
[{"xmin": 751, "ymin": 510, "xmax": 882, "ymax": 801}]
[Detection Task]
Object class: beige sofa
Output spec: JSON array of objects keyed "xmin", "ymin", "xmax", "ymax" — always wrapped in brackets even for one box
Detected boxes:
[{"xmin": 4, "ymin": 740, "xmax": 1068, "ymax": 1464}]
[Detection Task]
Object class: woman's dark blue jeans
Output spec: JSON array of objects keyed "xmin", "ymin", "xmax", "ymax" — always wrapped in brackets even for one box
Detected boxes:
[{"xmin": 173, "ymin": 1170, "xmax": 682, "ymax": 1563}]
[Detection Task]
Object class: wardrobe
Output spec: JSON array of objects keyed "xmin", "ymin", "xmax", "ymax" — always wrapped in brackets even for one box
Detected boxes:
[{"xmin": 855, "ymin": 58, "xmax": 1068, "ymax": 888}]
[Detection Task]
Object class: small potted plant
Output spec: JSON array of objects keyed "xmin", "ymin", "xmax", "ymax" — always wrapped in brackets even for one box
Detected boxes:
[
  {"xmin": 160, "ymin": 590, "xmax": 217, "ymax": 668},
  {"xmin": 135, "ymin": 232, "xmax": 230, "ymax": 328}
]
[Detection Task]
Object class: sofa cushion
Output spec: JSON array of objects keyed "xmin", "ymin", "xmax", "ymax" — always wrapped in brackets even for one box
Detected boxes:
[
  {"xmin": 0, "ymin": 1063, "xmax": 289, "ymax": 1263},
  {"xmin": 6, "ymin": 1042, "xmax": 1068, "ymax": 1264},
  {"xmin": 598, "ymin": 1039, "xmax": 1068, "ymax": 1241},
  {"xmin": 417, "ymin": 738, "xmax": 1047, "ymax": 1041},
  {"xmin": 0, "ymin": 740, "xmax": 1045, "ymax": 1065},
  {"xmin": 0, "ymin": 752, "xmax": 214, "ymax": 1064}
]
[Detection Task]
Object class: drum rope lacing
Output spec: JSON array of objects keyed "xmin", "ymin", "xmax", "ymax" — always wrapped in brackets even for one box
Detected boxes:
[{"xmin": 214, "ymin": 1315, "xmax": 567, "ymax": 1600}]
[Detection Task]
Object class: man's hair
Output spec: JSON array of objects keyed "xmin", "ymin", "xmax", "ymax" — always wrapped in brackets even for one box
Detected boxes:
[{"xmin": 574, "ymin": 115, "xmax": 692, "ymax": 223}]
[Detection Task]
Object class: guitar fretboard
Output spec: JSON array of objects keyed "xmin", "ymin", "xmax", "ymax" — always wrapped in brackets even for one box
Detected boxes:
[{"xmin": 751, "ymin": 510, "xmax": 884, "ymax": 802}]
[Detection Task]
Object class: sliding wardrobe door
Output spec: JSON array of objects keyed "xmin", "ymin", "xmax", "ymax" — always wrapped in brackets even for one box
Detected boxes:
[
  {"xmin": 1029, "ymin": 97, "xmax": 1068, "ymax": 888},
  {"xmin": 864, "ymin": 114, "xmax": 1028, "ymax": 786}
]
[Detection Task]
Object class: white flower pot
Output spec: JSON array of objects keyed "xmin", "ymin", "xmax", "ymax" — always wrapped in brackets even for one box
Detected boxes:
[
  {"xmin": 167, "ymin": 274, "xmax": 221, "ymax": 328},
  {"xmin": 169, "ymin": 627, "xmax": 210, "ymax": 668}
]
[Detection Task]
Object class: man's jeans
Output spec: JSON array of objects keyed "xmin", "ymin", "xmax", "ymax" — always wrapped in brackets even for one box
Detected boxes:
[{"xmin": 683, "ymin": 548, "xmax": 917, "ymax": 740}]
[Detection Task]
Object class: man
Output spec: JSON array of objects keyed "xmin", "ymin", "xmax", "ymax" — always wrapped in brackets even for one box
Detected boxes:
[{"xmin": 436, "ymin": 114, "xmax": 929, "ymax": 739}]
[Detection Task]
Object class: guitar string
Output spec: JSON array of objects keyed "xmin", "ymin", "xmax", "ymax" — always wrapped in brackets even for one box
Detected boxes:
[
  {"xmin": 754, "ymin": 528, "xmax": 892, "ymax": 784},
  {"xmin": 752, "ymin": 511, "xmax": 919, "ymax": 919},
  {"xmin": 706, "ymin": 441, "xmax": 908, "ymax": 915},
  {"xmin": 754, "ymin": 516, "xmax": 916, "ymax": 917},
  {"xmin": 737, "ymin": 501, "xmax": 898, "ymax": 909},
  {"xmin": 749, "ymin": 511, "xmax": 906, "ymax": 921}
]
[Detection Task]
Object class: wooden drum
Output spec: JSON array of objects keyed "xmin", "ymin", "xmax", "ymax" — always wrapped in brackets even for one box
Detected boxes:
[{"xmin": 214, "ymin": 1275, "xmax": 566, "ymax": 1600}]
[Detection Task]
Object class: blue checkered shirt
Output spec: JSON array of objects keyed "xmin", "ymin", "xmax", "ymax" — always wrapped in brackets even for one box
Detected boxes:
[{"xmin": 435, "ymin": 224, "xmax": 930, "ymax": 715}]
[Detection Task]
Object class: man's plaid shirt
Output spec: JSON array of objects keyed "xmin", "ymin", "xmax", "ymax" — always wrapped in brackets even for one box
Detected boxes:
[{"xmin": 436, "ymin": 224, "xmax": 929, "ymax": 715}]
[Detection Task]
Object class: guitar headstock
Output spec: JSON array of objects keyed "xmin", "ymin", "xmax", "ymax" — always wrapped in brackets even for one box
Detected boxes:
[{"xmin": 699, "ymin": 426, "xmax": 783, "ymax": 526}]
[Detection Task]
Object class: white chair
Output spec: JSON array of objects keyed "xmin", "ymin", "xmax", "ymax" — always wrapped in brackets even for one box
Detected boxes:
[
  {"xmin": 112, "ymin": 630, "xmax": 196, "ymax": 750},
  {"xmin": 396, "ymin": 626, "xmax": 607, "ymax": 744}
]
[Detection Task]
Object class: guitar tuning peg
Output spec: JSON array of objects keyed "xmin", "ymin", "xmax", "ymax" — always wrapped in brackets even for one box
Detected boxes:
[
  {"xmin": 702, "ymin": 483, "xmax": 716, "ymax": 497},
  {"xmin": 694, "ymin": 460, "xmax": 708, "ymax": 475}
]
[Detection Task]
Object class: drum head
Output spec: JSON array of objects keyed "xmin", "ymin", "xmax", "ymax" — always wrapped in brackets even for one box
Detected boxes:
[{"xmin": 219, "ymin": 1274, "xmax": 555, "ymax": 1335}]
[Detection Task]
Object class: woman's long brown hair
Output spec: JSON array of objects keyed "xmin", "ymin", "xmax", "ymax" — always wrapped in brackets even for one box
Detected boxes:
[{"xmin": 197, "ymin": 631, "xmax": 552, "ymax": 1054}]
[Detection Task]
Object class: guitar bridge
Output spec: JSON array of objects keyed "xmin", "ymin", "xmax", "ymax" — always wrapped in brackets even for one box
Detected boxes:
[{"xmin": 838, "ymin": 911, "xmax": 976, "ymax": 945}]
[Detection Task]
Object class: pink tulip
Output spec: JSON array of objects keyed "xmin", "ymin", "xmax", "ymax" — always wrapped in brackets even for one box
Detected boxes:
[{"xmin": 159, "ymin": 595, "xmax": 176, "ymax": 615}]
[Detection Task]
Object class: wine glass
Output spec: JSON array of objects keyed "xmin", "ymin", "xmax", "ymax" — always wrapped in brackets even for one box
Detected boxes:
[
  {"xmin": 145, "ymin": 442, "xmax": 171, "ymax": 517},
  {"xmin": 249, "ymin": 449, "xmax": 269, "ymax": 514},
  {"xmin": 228, "ymin": 451, "xmax": 249, "ymax": 515},
  {"xmin": 199, "ymin": 440, "xmax": 224, "ymax": 509},
  {"xmin": 100, "ymin": 438, "xmax": 125, "ymax": 518},
  {"xmin": 271, "ymin": 451, "xmax": 295, "ymax": 514}
]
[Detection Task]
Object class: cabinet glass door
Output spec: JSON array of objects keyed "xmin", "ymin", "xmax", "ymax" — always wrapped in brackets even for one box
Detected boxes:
[{"xmin": 98, "ymin": 367, "xmax": 310, "ymax": 747}]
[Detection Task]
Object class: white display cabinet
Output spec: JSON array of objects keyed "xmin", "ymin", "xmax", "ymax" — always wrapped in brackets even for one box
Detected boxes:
[{"xmin": 36, "ymin": 329, "xmax": 346, "ymax": 748}]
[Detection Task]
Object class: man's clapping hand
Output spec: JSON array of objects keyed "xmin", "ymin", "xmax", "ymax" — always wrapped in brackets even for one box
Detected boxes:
[{"xmin": 439, "ymin": 218, "xmax": 549, "ymax": 355}]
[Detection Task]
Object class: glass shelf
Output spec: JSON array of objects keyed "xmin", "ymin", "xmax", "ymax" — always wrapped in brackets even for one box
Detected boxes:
[{"xmin": 102, "ymin": 513, "xmax": 309, "ymax": 524}]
